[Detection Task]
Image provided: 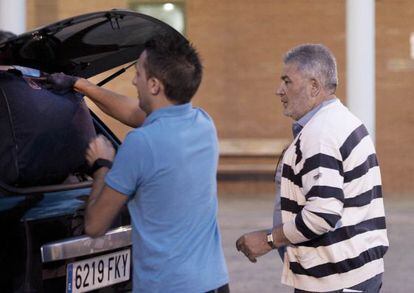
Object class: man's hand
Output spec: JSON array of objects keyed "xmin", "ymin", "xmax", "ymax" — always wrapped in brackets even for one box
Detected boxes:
[
  {"xmin": 84, "ymin": 135, "xmax": 122, "ymax": 237},
  {"xmin": 86, "ymin": 135, "xmax": 115, "ymax": 167},
  {"xmin": 42, "ymin": 72, "xmax": 79, "ymax": 94},
  {"xmin": 236, "ymin": 230, "xmax": 273, "ymax": 263}
]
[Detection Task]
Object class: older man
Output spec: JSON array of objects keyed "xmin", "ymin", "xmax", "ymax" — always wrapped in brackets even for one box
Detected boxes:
[{"xmin": 236, "ymin": 44, "xmax": 388, "ymax": 292}]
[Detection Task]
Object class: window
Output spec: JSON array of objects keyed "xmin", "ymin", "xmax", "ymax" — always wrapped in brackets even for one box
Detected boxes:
[{"xmin": 129, "ymin": 1, "xmax": 186, "ymax": 35}]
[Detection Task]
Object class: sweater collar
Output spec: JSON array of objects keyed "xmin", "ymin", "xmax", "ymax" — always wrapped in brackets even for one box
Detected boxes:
[{"xmin": 292, "ymin": 97, "xmax": 337, "ymax": 138}]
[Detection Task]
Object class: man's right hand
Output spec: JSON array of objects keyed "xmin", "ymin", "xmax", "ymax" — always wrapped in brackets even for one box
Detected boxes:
[{"xmin": 43, "ymin": 72, "xmax": 79, "ymax": 94}]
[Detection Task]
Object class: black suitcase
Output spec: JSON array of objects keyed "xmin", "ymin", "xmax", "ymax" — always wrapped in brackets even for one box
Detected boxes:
[{"xmin": 0, "ymin": 70, "xmax": 96, "ymax": 187}]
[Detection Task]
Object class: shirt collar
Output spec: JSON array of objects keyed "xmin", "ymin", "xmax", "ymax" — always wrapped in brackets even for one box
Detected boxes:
[
  {"xmin": 143, "ymin": 102, "xmax": 193, "ymax": 126},
  {"xmin": 292, "ymin": 97, "xmax": 337, "ymax": 138}
]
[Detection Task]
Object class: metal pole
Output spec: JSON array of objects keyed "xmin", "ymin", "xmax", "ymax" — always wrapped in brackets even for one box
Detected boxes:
[
  {"xmin": 346, "ymin": 0, "xmax": 376, "ymax": 143},
  {"xmin": 0, "ymin": 0, "xmax": 26, "ymax": 34}
]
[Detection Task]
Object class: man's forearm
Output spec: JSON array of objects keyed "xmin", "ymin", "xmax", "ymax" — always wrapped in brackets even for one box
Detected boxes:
[
  {"xmin": 87, "ymin": 168, "xmax": 108, "ymax": 206},
  {"xmin": 85, "ymin": 168, "xmax": 109, "ymax": 236},
  {"xmin": 74, "ymin": 78, "xmax": 146, "ymax": 128},
  {"xmin": 272, "ymin": 225, "xmax": 291, "ymax": 248}
]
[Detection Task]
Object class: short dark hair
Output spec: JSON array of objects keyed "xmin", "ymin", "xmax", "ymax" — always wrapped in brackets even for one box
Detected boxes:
[{"xmin": 143, "ymin": 33, "xmax": 203, "ymax": 104}]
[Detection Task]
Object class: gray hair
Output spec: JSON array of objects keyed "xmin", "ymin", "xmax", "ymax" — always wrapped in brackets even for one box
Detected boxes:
[{"xmin": 283, "ymin": 44, "xmax": 338, "ymax": 92}]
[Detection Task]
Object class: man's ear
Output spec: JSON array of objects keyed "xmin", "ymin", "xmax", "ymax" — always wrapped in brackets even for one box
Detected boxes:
[
  {"xmin": 147, "ymin": 77, "xmax": 162, "ymax": 96},
  {"xmin": 310, "ymin": 78, "xmax": 321, "ymax": 97}
]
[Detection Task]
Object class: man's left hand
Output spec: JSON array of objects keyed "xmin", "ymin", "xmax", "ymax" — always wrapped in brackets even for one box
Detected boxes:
[
  {"xmin": 236, "ymin": 230, "xmax": 273, "ymax": 263},
  {"xmin": 43, "ymin": 72, "xmax": 79, "ymax": 94}
]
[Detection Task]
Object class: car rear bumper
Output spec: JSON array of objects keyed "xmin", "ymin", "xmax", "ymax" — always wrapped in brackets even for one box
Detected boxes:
[{"xmin": 41, "ymin": 225, "xmax": 132, "ymax": 263}]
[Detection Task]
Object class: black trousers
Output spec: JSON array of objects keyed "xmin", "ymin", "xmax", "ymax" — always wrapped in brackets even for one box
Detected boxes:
[{"xmin": 205, "ymin": 283, "xmax": 230, "ymax": 293}]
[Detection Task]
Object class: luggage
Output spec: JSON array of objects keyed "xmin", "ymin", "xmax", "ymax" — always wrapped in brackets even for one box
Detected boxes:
[{"xmin": 0, "ymin": 70, "xmax": 96, "ymax": 187}]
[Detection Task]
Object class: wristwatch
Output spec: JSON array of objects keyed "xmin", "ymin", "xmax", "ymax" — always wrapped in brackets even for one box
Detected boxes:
[
  {"xmin": 90, "ymin": 158, "xmax": 113, "ymax": 174},
  {"xmin": 266, "ymin": 230, "xmax": 277, "ymax": 249}
]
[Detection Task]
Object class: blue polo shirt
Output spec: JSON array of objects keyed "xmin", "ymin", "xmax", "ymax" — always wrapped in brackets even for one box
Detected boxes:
[{"xmin": 105, "ymin": 103, "xmax": 228, "ymax": 292}]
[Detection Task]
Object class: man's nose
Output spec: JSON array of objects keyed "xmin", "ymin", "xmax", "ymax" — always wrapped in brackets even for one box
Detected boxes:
[{"xmin": 276, "ymin": 84, "xmax": 284, "ymax": 97}]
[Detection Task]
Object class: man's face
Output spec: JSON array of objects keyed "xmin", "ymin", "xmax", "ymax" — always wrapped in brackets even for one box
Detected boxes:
[
  {"xmin": 132, "ymin": 50, "xmax": 152, "ymax": 114},
  {"xmin": 276, "ymin": 62, "xmax": 314, "ymax": 121}
]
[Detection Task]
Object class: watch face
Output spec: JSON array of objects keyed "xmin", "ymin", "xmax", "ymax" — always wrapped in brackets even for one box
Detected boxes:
[
  {"xmin": 266, "ymin": 232, "xmax": 275, "ymax": 249},
  {"xmin": 266, "ymin": 232, "xmax": 273, "ymax": 241}
]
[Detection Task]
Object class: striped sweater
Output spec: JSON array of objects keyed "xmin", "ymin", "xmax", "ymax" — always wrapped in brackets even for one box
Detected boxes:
[{"xmin": 280, "ymin": 99, "xmax": 389, "ymax": 291}]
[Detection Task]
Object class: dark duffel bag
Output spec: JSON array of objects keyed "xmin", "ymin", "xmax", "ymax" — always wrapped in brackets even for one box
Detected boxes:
[{"xmin": 0, "ymin": 70, "xmax": 96, "ymax": 187}]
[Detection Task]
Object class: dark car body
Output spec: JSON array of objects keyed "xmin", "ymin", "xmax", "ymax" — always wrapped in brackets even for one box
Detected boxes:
[{"xmin": 0, "ymin": 10, "xmax": 185, "ymax": 292}]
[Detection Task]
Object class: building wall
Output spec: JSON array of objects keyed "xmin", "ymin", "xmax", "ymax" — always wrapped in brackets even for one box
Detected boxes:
[
  {"xmin": 25, "ymin": 0, "xmax": 414, "ymax": 195},
  {"xmin": 188, "ymin": 0, "xmax": 346, "ymax": 139},
  {"xmin": 376, "ymin": 1, "xmax": 414, "ymax": 195},
  {"xmin": 27, "ymin": 0, "xmax": 127, "ymax": 28}
]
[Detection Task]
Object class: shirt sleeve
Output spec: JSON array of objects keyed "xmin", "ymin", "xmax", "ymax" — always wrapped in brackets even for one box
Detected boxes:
[
  {"xmin": 283, "ymin": 142, "xmax": 345, "ymax": 244},
  {"xmin": 105, "ymin": 130, "xmax": 153, "ymax": 197}
]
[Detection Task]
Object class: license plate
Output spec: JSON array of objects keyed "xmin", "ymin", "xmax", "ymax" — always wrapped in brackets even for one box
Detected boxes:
[{"xmin": 66, "ymin": 248, "xmax": 131, "ymax": 293}]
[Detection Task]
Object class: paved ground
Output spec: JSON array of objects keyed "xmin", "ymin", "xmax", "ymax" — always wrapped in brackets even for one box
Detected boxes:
[{"xmin": 217, "ymin": 193, "xmax": 414, "ymax": 293}]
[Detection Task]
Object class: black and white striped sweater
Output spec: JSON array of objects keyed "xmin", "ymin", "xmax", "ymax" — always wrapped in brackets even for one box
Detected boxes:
[{"xmin": 280, "ymin": 99, "xmax": 389, "ymax": 291}]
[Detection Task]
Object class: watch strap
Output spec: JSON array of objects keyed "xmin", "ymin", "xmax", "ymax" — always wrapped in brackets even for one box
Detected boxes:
[{"xmin": 90, "ymin": 158, "xmax": 113, "ymax": 174}]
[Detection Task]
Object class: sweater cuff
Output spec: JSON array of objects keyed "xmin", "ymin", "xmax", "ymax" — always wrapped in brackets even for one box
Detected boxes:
[{"xmin": 283, "ymin": 218, "xmax": 309, "ymax": 244}]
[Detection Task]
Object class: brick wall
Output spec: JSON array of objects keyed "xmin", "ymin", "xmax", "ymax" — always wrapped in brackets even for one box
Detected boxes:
[
  {"xmin": 188, "ymin": 0, "xmax": 346, "ymax": 139},
  {"xmin": 376, "ymin": 1, "xmax": 414, "ymax": 195}
]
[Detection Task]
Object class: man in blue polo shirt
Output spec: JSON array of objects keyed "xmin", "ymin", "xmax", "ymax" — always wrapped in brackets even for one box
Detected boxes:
[{"xmin": 46, "ymin": 34, "xmax": 229, "ymax": 292}]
